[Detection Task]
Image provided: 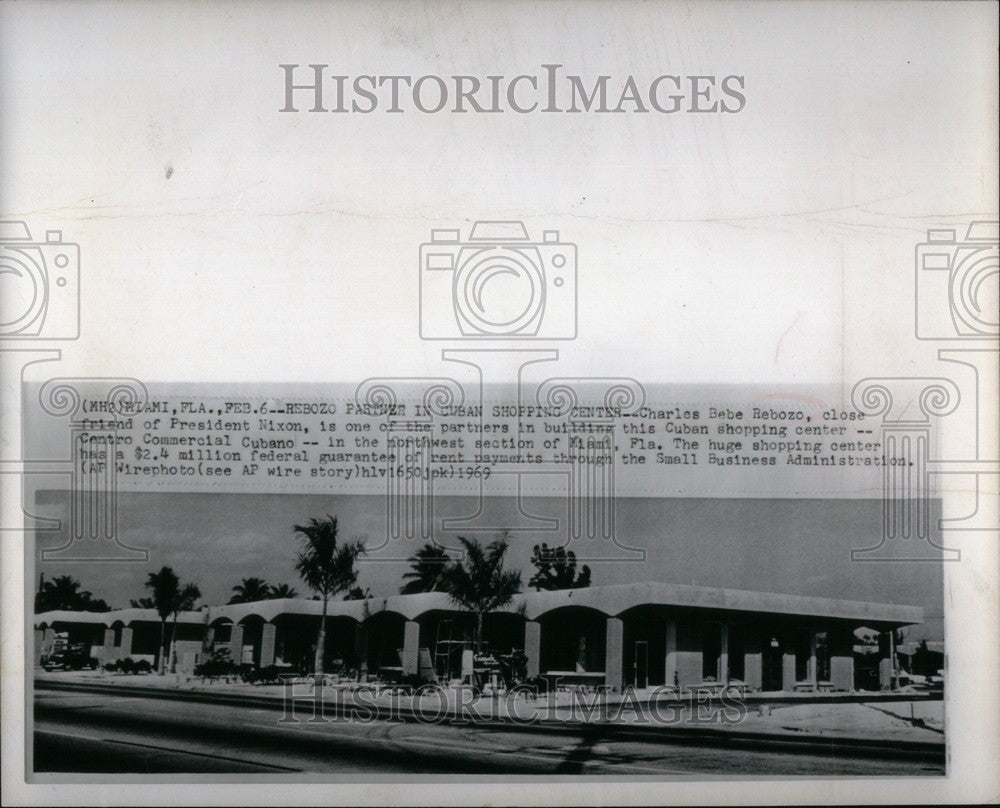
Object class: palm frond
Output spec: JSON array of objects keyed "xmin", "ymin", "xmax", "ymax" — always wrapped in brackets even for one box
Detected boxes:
[
  {"xmin": 293, "ymin": 516, "xmax": 366, "ymax": 598},
  {"xmin": 145, "ymin": 567, "xmax": 179, "ymax": 620},
  {"xmin": 443, "ymin": 534, "xmax": 521, "ymax": 614}
]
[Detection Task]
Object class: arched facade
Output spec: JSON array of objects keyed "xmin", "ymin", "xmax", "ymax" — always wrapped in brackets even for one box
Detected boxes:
[{"xmin": 34, "ymin": 582, "xmax": 922, "ymax": 692}]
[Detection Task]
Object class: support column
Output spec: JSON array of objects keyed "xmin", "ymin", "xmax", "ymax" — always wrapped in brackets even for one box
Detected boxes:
[
  {"xmin": 202, "ymin": 624, "xmax": 216, "ymax": 659},
  {"xmin": 524, "ymin": 621, "xmax": 541, "ymax": 679},
  {"xmin": 260, "ymin": 622, "xmax": 277, "ymax": 668},
  {"xmin": 401, "ymin": 620, "xmax": 420, "ymax": 676},
  {"xmin": 229, "ymin": 624, "xmax": 244, "ymax": 663},
  {"xmin": 119, "ymin": 627, "xmax": 134, "ymax": 659},
  {"xmin": 605, "ymin": 617, "xmax": 624, "ymax": 692},
  {"xmin": 878, "ymin": 632, "xmax": 893, "ymax": 691},
  {"xmin": 829, "ymin": 628, "xmax": 855, "ymax": 691},
  {"xmin": 809, "ymin": 630, "xmax": 818, "ymax": 687},
  {"xmin": 664, "ymin": 619, "xmax": 678, "ymax": 688},
  {"xmin": 101, "ymin": 629, "xmax": 115, "ymax": 664},
  {"xmin": 719, "ymin": 623, "xmax": 730, "ymax": 685},
  {"xmin": 43, "ymin": 627, "xmax": 56, "ymax": 658},
  {"xmin": 781, "ymin": 650, "xmax": 796, "ymax": 691},
  {"xmin": 744, "ymin": 632, "xmax": 762, "ymax": 691}
]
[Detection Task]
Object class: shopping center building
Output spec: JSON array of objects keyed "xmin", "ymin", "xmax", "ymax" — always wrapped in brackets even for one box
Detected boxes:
[{"xmin": 34, "ymin": 582, "xmax": 922, "ymax": 692}]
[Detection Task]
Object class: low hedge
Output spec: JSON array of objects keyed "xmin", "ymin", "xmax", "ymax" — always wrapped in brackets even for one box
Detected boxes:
[{"xmin": 103, "ymin": 657, "xmax": 153, "ymax": 675}]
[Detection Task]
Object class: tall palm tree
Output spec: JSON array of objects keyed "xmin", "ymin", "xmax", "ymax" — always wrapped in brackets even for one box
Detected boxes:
[
  {"xmin": 269, "ymin": 583, "xmax": 299, "ymax": 599},
  {"xmin": 35, "ymin": 575, "xmax": 110, "ymax": 612},
  {"xmin": 293, "ymin": 515, "xmax": 366, "ymax": 674},
  {"xmin": 35, "ymin": 575, "xmax": 87, "ymax": 611},
  {"xmin": 443, "ymin": 535, "xmax": 522, "ymax": 652},
  {"xmin": 146, "ymin": 567, "xmax": 179, "ymax": 674},
  {"xmin": 168, "ymin": 583, "xmax": 201, "ymax": 673},
  {"xmin": 400, "ymin": 543, "xmax": 451, "ymax": 594},
  {"xmin": 229, "ymin": 577, "xmax": 272, "ymax": 604}
]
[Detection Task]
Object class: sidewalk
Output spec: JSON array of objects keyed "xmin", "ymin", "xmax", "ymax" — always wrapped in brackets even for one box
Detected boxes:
[{"xmin": 35, "ymin": 669, "xmax": 945, "ymax": 750}]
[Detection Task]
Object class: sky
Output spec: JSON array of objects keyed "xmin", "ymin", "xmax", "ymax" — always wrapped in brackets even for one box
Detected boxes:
[{"xmin": 32, "ymin": 491, "xmax": 944, "ymax": 645}]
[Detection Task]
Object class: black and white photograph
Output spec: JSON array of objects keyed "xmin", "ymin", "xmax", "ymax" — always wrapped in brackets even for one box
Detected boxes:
[
  {"xmin": 31, "ymin": 492, "xmax": 945, "ymax": 777},
  {"xmin": 1, "ymin": 1, "xmax": 996, "ymax": 805}
]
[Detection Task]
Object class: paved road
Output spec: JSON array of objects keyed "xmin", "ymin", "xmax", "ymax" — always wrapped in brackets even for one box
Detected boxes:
[{"xmin": 34, "ymin": 686, "xmax": 944, "ymax": 776}]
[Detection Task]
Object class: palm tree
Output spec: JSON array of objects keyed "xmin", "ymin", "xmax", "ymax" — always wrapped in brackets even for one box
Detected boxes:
[
  {"xmin": 528, "ymin": 543, "xmax": 592, "ymax": 591},
  {"xmin": 35, "ymin": 575, "xmax": 87, "ymax": 611},
  {"xmin": 269, "ymin": 583, "xmax": 299, "ymax": 599},
  {"xmin": 129, "ymin": 596, "xmax": 156, "ymax": 609},
  {"xmin": 442, "ymin": 535, "xmax": 522, "ymax": 652},
  {"xmin": 400, "ymin": 543, "xmax": 451, "ymax": 594},
  {"xmin": 229, "ymin": 577, "xmax": 272, "ymax": 604},
  {"xmin": 293, "ymin": 515, "xmax": 366, "ymax": 674},
  {"xmin": 168, "ymin": 583, "xmax": 201, "ymax": 672},
  {"xmin": 35, "ymin": 575, "xmax": 111, "ymax": 612},
  {"xmin": 146, "ymin": 567, "xmax": 179, "ymax": 674}
]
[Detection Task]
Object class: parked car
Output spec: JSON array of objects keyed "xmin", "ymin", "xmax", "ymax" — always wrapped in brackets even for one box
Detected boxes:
[{"xmin": 42, "ymin": 641, "xmax": 99, "ymax": 671}]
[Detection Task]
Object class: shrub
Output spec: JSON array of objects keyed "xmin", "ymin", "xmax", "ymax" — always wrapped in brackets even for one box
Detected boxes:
[
  {"xmin": 194, "ymin": 649, "xmax": 238, "ymax": 679},
  {"xmin": 194, "ymin": 658, "xmax": 237, "ymax": 679},
  {"xmin": 242, "ymin": 665, "xmax": 296, "ymax": 686},
  {"xmin": 104, "ymin": 657, "xmax": 151, "ymax": 674}
]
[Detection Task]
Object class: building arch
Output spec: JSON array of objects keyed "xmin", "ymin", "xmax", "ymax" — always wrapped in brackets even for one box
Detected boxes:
[
  {"xmin": 237, "ymin": 613, "xmax": 267, "ymax": 666},
  {"xmin": 109, "ymin": 619, "xmax": 126, "ymax": 647},
  {"xmin": 536, "ymin": 605, "xmax": 608, "ymax": 676},
  {"xmin": 363, "ymin": 610, "xmax": 408, "ymax": 674}
]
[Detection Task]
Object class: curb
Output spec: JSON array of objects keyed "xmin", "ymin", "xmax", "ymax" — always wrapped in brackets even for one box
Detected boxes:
[{"xmin": 35, "ymin": 677, "xmax": 945, "ymax": 763}]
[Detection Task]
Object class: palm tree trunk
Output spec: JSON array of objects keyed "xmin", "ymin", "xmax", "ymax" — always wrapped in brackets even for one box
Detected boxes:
[
  {"xmin": 169, "ymin": 614, "xmax": 179, "ymax": 673},
  {"xmin": 474, "ymin": 612, "xmax": 484, "ymax": 653},
  {"xmin": 314, "ymin": 594, "xmax": 328, "ymax": 675},
  {"xmin": 158, "ymin": 619, "xmax": 167, "ymax": 674}
]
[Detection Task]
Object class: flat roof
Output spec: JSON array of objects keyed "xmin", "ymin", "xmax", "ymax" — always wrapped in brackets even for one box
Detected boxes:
[
  {"xmin": 35, "ymin": 582, "xmax": 922, "ymax": 629},
  {"xmin": 511, "ymin": 581, "xmax": 923, "ymax": 626},
  {"xmin": 35, "ymin": 608, "xmax": 206, "ymax": 627}
]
